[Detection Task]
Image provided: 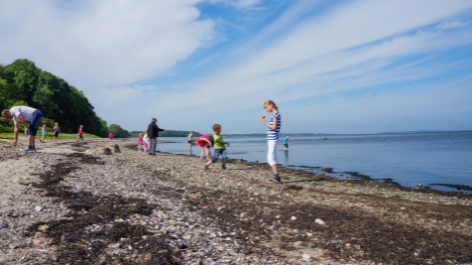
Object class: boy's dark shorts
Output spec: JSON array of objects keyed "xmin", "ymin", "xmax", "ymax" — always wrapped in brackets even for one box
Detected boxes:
[
  {"xmin": 205, "ymin": 135, "xmax": 214, "ymax": 148},
  {"xmin": 284, "ymin": 144, "xmax": 288, "ymax": 148},
  {"xmin": 78, "ymin": 135, "xmax": 83, "ymax": 139},
  {"xmin": 27, "ymin": 110, "xmax": 43, "ymax": 136},
  {"xmin": 54, "ymin": 132, "xmax": 59, "ymax": 137},
  {"xmin": 212, "ymin": 148, "xmax": 227, "ymax": 163}
]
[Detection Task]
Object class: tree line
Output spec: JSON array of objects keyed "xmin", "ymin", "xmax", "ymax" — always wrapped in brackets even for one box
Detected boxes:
[{"xmin": 0, "ymin": 59, "xmax": 109, "ymax": 137}]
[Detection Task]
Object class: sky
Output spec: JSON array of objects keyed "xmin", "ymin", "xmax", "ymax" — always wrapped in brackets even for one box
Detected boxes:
[{"xmin": 1, "ymin": 0, "xmax": 472, "ymax": 134}]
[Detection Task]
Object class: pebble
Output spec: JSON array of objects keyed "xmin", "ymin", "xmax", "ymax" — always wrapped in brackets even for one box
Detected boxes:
[
  {"xmin": 291, "ymin": 216, "xmax": 297, "ymax": 221},
  {"xmin": 308, "ymin": 241, "xmax": 316, "ymax": 248},
  {"xmin": 177, "ymin": 242, "xmax": 188, "ymax": 249},
  {"xmin": 33, "ymin": 239, "xmax": 42, "ymax": 245},
  {"xmin": 315, "ymin": 219, "xmax": 325, "ymax": 225},
  {"xmin": 302, "ymin": 253, "xmax": 313, "ymax": 262},
  {"xmin": 35, "ymin": 206, "xmax": 44, "ymax": 212},
  {"xmin": 293, "ymin": 241, "xmax": 303, "ymax": 247},
  {"xmin": 0, "ymin": 222, "xmax": 9, "ymax": 229}
]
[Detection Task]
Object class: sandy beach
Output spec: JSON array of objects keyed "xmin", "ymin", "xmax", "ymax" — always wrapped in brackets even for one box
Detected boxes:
[{"xmin": 0, "ymin": 138, "xmax": 471, "ymax": 264}]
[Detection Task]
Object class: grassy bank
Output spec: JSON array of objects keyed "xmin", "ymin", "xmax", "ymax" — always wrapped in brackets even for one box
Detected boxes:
[{"xmin": 0, "ymin": 132, "xmax": 101, "ymax": 141}]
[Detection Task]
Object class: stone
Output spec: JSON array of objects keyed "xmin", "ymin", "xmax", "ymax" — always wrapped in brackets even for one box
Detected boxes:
[
  {"xmin": 308, "ymin": 241, "xmax": 316, "ymax": 248},
  {"xmin": 35, "ymin": 206, "xmax": 44, "ymax": 212},
  {"xmin": 33, "ymin": 239, "xmax": 42, "ymax": 245},
  {"xmin": 346, "ymin": 243, "xmax": 351, "ymax": 248},
  {"xmin": 400, "ymin": 207, "xmax": 406, "ymax": 210},
  {"xmin": 291, "ymin": 216, "xmax": 297, "ymax": 221},
  {"xmin": 302, "ymin": 253, "xmax": 313, "ymax": 262},
  {"xmin": 240, "ymin": 212, "xmax": 246, "ymax": 218},
  {"xmin": 315, "ymin": 219, "xmax": 325, "ymax": 225},
  {"xmin": 108, "ymin": 144, "xmax": 121, "ymax": 153},
  {"xmin": 293, "ymin": 241, "xmax": 303, "ymax": 247},
  {"xmin": 177, "ymin": 242, "xmax": 188, "ymax": 249},
  {"xmin": 38, "ymin": 224, "xmax": 49, "ymax": 232},
  {"xmin": 85, "ymin": 147, "xmax": 113, "ymax": 155},
  {"xmin": 417, "ymin": 184, "xmax": 423, "ymax": 189},
  {"xmin": 0, "ymin": 222, "xmax": 8, "ymax": 229}
]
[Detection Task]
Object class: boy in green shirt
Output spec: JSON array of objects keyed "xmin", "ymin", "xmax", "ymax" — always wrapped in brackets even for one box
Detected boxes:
[{"xmin": 204, "ymin": 124, "xmax": 230, "ymax": 170}]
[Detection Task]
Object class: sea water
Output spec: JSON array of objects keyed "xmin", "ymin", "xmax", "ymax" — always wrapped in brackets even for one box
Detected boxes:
[{"xmin": 139, "ymin": 131, "xmax": 472, "ymax": 192}]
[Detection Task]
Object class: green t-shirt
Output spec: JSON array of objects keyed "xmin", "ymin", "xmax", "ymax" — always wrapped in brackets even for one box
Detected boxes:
[{"xmin": 213, "ymin": 133, "xmax": 225, "ymax": 149}]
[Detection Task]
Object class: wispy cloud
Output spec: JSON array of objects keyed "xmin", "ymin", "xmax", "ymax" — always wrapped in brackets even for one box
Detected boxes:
[{"xmin": 1, "ymin": 0, "xmax": 471, "ymax": 133}]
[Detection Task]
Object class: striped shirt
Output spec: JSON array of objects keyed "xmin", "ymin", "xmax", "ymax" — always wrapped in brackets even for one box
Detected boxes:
[{"xmin": 267, "ymin": 112, "xmax": 281, "ymax": 141}]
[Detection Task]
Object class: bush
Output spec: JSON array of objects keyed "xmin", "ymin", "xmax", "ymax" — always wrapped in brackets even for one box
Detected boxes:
[{"xmin": 0, "ymin": 125, "xmax": 13, "ymax": 133}]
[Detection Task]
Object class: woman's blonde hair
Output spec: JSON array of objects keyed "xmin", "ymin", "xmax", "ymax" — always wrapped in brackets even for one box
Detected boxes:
[
  {"xmin": 139, "ymin": 133, "xmax": 143, "ymax": 137},
  {"xmin": 263, "ymin": 100, "xmax": 279, "ymax": 111},
  {"xmin": 145, "ymin": 130, "xmax": 148, "ymax": 134}
]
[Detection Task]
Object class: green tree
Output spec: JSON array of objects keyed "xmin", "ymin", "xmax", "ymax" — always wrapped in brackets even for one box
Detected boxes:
[
  {"xmin": 5, "ymin": 59, "xmax": 40, "ymax": 103},
  {"xmin": 108, "ymin": 124, "xmax": 130, "ymax": 138}
]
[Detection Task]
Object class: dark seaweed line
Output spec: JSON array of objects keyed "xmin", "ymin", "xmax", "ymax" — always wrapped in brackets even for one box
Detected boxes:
[
  {"xmin": 24, "ymin": 154, "xmax": 180, "ymax": 265},
  {"xmin": 152, "ymin": 174, "xmax": 472, "ymax": 265}
]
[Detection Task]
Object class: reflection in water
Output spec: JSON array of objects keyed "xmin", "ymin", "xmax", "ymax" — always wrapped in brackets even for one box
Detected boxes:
[{"xmin": 284, "ymin": 150, "xmax": 289, "ymax": 167}]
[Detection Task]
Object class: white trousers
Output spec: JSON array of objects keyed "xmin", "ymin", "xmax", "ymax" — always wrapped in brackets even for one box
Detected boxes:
[{"xmin": 267, "ymin": 140, "xmax": 278, "ymax": 166}]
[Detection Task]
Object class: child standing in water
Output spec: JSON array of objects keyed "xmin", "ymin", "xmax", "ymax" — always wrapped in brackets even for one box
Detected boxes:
[
  {"xmin": 187, "ymin": 131, "xmax": 194, "ymax": 153},
  {"xmin": 143, "ymin": 130, "xmax": 149, "ymax": 154},
  {"xmin": 261, "ymin": 100, "xmax": 282, "ymax": 183},
  {"xmin": 204, "ymin": 124, "xmax": 230, "ymax": 170},
  {"xmin": 138, "ymin": 133, "xmax": 143, "ymax": 152},
  {"xmin": 109, "ymin": 133, "xmax": 113, "ymax": 143},
  {"xmin": 284, "ymin": 135, "xmax": 290, "ymax": 151},
  {"xmin": 53, "ymin": 122, "xmax": 60, "ymax": 143},
  {"xmin": 40, "ymin": 121, "xmax": 47, "ymax": 143}
]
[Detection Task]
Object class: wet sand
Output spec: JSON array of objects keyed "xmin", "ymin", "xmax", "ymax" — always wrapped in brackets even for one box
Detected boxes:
[{"xmin": 0, "ymin": 138, "xmax": 471, "ymax": 264}]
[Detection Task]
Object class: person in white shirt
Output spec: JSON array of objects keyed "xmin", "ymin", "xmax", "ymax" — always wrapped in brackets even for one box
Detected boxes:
[
  {"xmin": 187, "ymin": 131, "xmax": 194, "ymax": 154},
  {"xmin": 2, "ymin": 106, "xmax": 43, "ymax": 152}
]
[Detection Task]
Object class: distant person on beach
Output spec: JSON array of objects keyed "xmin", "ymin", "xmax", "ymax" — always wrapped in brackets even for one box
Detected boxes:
[
  {"xmin": 76, "ymin": 125, "xmax": 85, "ymax": 142},
  {"xmin": 109, "ymin": 133, "xmax": 113, "ymax": 143},
  {"xmin": 40, "ymin": 121, "xmax": 47, "ymax": 143},
  {"xmin": 2, "ymin": 106, "xmax": 43, "ymax": 152},
  {"xmin": 284, "ymin": 135, "xmax": 290, "ymax": 151},
  {"xmin": 187, "ymin": 131, "xmax": 194, "ymax": 153},
  {"xmin": 53, "ymin": 122, "xmax": 60, "ymax": 143},
  {"xmin": 143, "ymin": 130, "xmax": 149, "ymax": 154},
  {"xmin": 138, "ymin": 133, "xmax": 143, "ymax": 152},
  {"xmin": 261, "ymin": 100, "xmax": 282, "ymax": 183},
  {"xmin": 147, "ymin": 118, "xmax": 164, "ymax": 155},
  {"xmin": 204, "ymin": 124, "xmax": 230, "ymax": 170},
  {"xmin": 194, "ymin": 135, "xmax": 213, "ymax": 161}
]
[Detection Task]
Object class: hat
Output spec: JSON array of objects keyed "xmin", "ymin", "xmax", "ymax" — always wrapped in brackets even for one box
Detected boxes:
[{"xmin": 152, "ymin": 118, "xmax": 157, "ymax": 121}]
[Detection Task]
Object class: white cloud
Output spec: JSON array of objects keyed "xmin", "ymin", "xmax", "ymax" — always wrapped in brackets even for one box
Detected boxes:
[
  {"xmin": 0, "ymin": 0, "xmax": 215, "ymax": 87},
  {"xmin": 1, "ymin": 0, "xmax": 472, "ymax": 133}
]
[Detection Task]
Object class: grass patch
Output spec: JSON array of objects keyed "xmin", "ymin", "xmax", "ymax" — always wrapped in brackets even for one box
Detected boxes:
[
  {"xmin": 0, "ymin": 133, "xmax": 102, "ymax": 140},
  {"xmin": 0, "ymin": 140, "xmax": 10, "ymax": 145},
  {"xmin": 0, "ymin": 134, "xmax": 14, "ymax": 139}
]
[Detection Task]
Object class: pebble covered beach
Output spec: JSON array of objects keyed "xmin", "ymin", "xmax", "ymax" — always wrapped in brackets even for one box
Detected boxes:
[{"xmin": 0, "ymin": 138, "xmax": 471, "ymax": 264}]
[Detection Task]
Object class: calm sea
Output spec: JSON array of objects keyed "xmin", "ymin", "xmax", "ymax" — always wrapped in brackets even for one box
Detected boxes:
[{"xmin": 137, "ymin": 131, "xmax": 472, "ymax": 192}]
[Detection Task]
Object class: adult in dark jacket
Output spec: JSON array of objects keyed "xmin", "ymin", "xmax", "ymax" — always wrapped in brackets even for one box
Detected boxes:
[{"xmin": 147, "ymin": 118, "xmax": 164, "ymax": 155}]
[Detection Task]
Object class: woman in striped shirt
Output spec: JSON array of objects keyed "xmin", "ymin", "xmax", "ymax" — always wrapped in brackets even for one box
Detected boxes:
[{"xmin": 261, "ymin": 100, "xmax": 282, "ymax": 183}]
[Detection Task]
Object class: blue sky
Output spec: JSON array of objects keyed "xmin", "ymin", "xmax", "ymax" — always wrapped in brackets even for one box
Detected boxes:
[{"xmin": 1, "ymin": 0, "xmax": 472, "ymax": 134}]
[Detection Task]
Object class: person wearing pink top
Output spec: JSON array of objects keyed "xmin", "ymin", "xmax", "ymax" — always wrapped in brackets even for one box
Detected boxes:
[
  {"xmin": 109, "ymin": 133, "xmax": 113, "ymax": 143},
  {"xmin": 138, "ymin": 133, "xmax": 143, "ymax": 152},
  {"xmin": 193, "ymin": 135, "xmax": 214, "ymax": 161}
]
